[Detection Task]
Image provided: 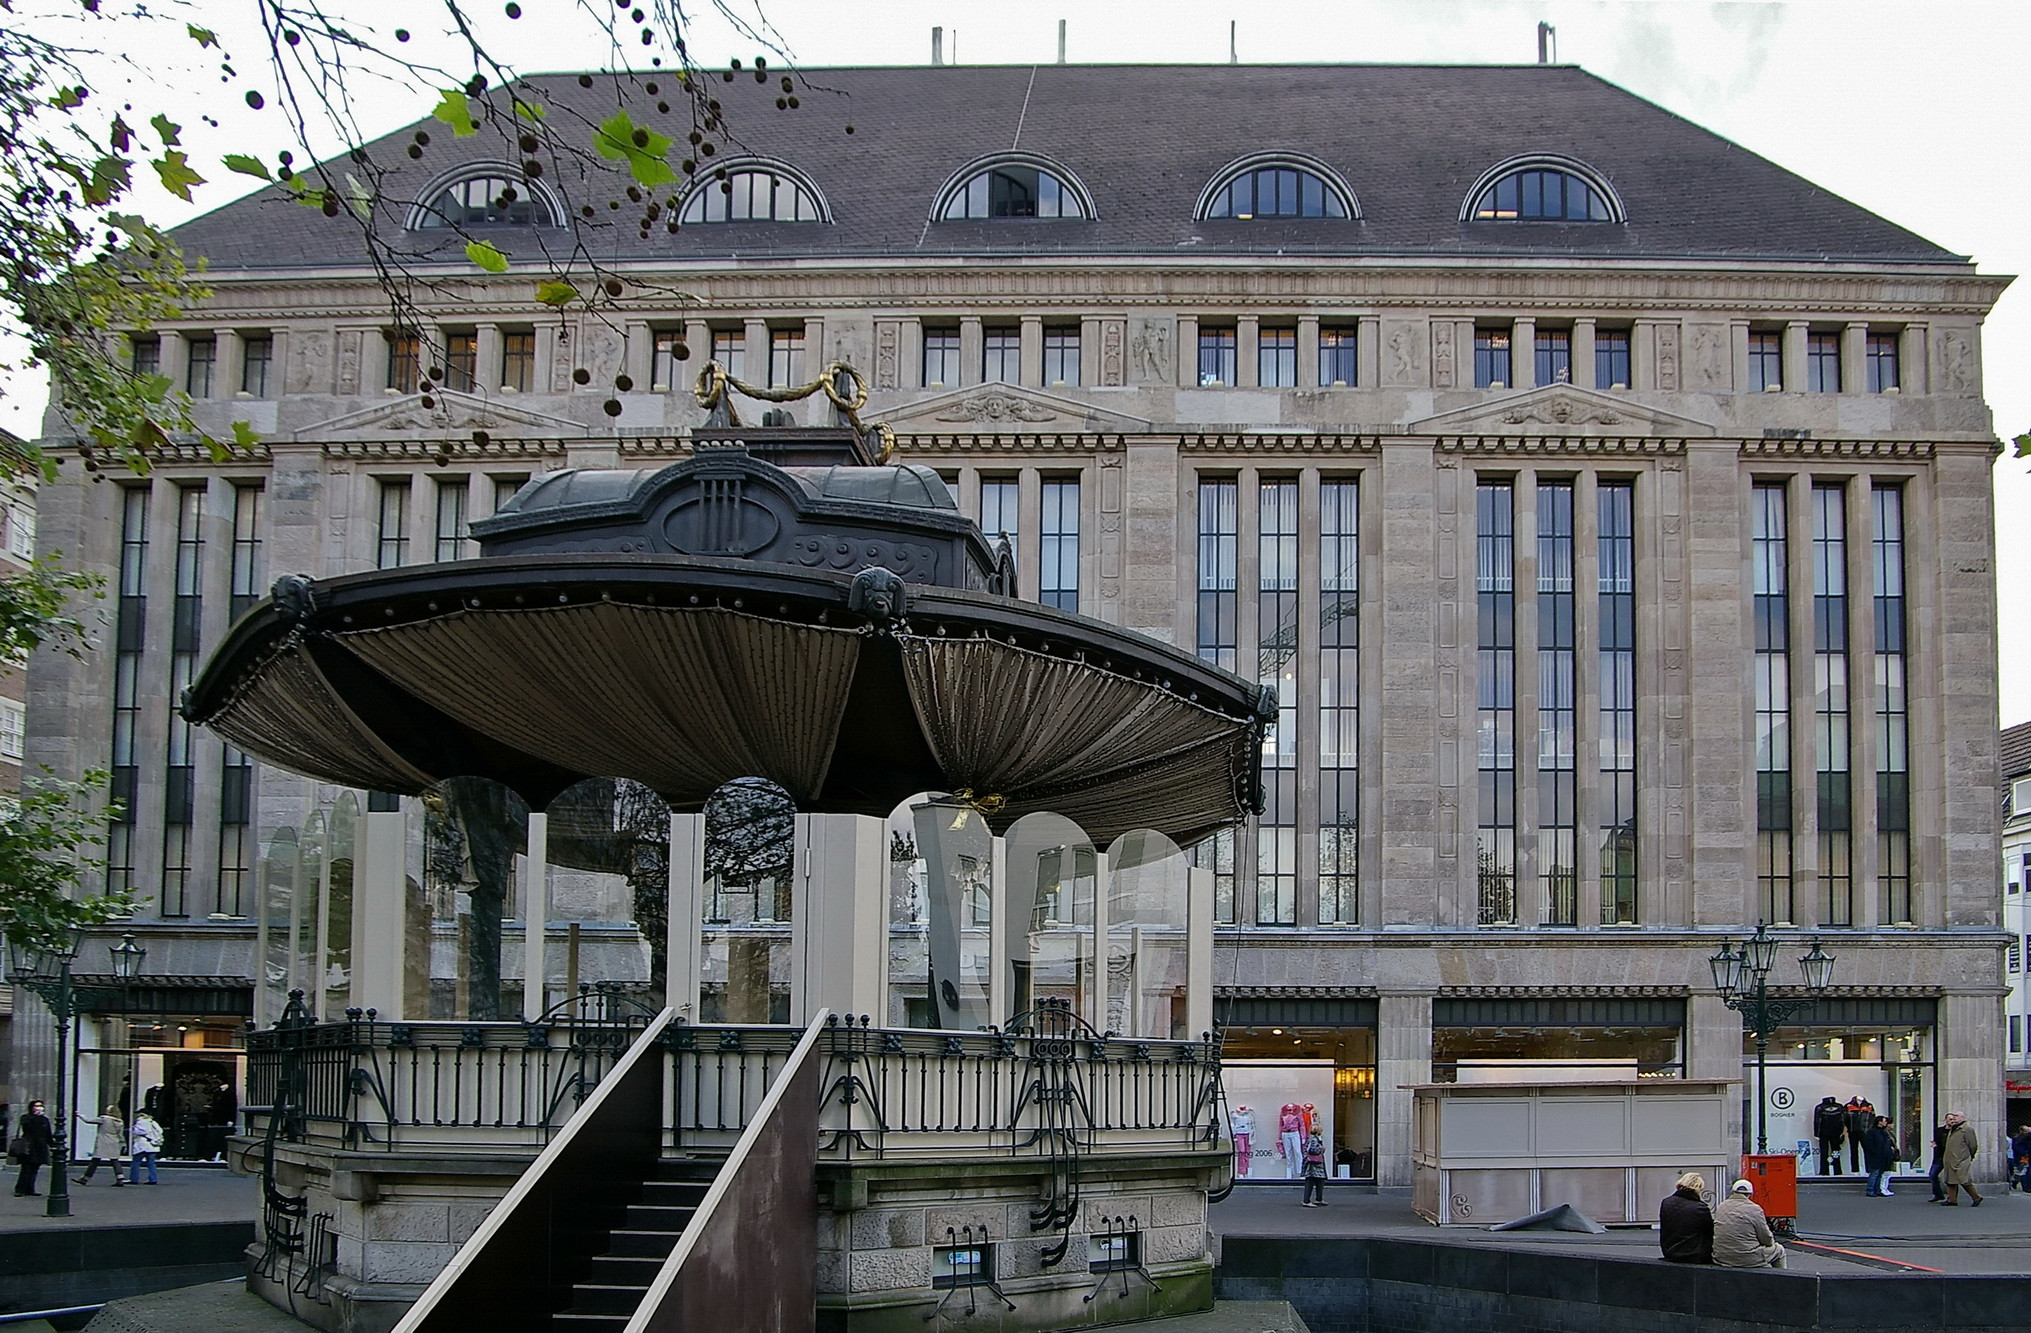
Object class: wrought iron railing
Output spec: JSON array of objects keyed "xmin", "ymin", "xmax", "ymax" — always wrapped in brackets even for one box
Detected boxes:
[{"xmin": 245, "ymin": 985, "xmax": 659, "ymax": 1150}]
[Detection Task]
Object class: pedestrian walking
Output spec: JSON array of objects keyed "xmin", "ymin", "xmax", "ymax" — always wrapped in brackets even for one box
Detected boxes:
[
  {"xmin": 127, "ymin": 1111, "xmax": 164, "ymax": 1185},
  {"xmin": 1712, "ymin": 1180, "xmax": 1787, "ymax": 1269},
  {"xmin": 1937, "ymin": 1112, "xmax": 1983, "ymax": 1206},
  {"xmin": 74, "ymin": 1106, "xmax": 127, "ymax": 1186},
  {"xmin": 0, "ymin": 1103, "xmax": 11, "ymax": 1150},
  {"xmin": 1861, "ymin": 1115, "xmax": 1898, "ymax": 1197},
  {"xmin": 1927, "ymin": 1119, "xmax": 1948, "ymax": 1201},
  {"xmin": 1658, "ymin": 1172, "xmax": 1714, "ymax": 1264},
  {"xmin": 9, "ymin": 1100, "xmax": 52, "ymax": 1197},
  {"xmin": 1299, "ymin": 1130, "xmax": 1327, "ymax": 1207},
  {"xmin": 2010, "ymin": 1125, "xmax": 2031, "ymax": 1194}
]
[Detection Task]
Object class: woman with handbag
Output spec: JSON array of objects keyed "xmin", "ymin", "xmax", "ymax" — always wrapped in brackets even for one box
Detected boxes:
[{"xmin": 10, "ymin": 1100, "xmax": 52, "ymax": 1197}]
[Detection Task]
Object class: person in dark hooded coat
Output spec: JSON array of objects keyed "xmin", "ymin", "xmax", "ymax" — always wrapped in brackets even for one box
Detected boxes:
[{"xmin": 1659, "ymin": 1172, "xmax": 1714, "ymax": 1263}]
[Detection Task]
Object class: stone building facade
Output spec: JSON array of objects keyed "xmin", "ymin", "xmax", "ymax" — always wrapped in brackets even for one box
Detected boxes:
[{"xmin": 12, "ymin": 62, "xmax": 2014, "ymax": 1184}]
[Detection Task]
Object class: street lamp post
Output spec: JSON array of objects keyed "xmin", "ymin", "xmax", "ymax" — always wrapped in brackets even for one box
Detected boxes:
[
  {"xmin": 1710, "ymin": 924, "xmax": 1837, "ymax": 1154},
  {"xmin": 7, "ymin": 925, "xmax": 88, "ymax": 1218}
]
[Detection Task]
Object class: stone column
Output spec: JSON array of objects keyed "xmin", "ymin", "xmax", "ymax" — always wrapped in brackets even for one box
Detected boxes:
[
  {"xmin": 519, "ymin": 812, "xmax": 547, "ymax": 1019},
  {"xmin": 1686, "ymin": 441, "xmax": 1749, "ymax": 928},
  {"xmin": 1512, "ymin": 468, "xmax": 1540, "ymax": 924},
  {"xmin": 1378, "ymin": 439, "xmax": 1438, "ymax": 928},
  {"xmin": 1357, "ymin": 316, "xmax": 1382, "ymax": 390},
  {"xmin": 1175, "ymin": 317, "xmax": 1199, "ymax": 389},
  {"xmin": 742, "ymin": 318, "xmax": 770, "ymax": 387},
  {"xmin": 1236, "ymin": 316, "xmax": 1259, "ymax": 389},
  {"xmin": 1899, "ymin": 323, "xmax": 1927, "ymax": 395},
  {"xmin": 160, "ymin": 330, "xmax": 188, "ymax": 398},
  {"xmin": 474, "ymin": 323, "xmax": 502, "ymax": 393},
  {"xmin": 1019, "ymin": 316, "xmax": 1043, "ymax": 388},
  {"xmin": 794, "ymin": 814, "xmax": 886, "ymax": 1023},
  {"xmin": 1731, "ymin": 321, "xmax": 1752, "ymax": 399},
  {"xmin": 352, "ymin": 803, "xmax": 409, "ymax": 1020},
  {"xmin": 665, "ymin": 813, "xmax": 704, "ymax": 1019},
  {"xmin": 1785, "ymin": 477, "xmax": 1818, "ymax": 929},
  {"xmin": 1572, "ymin": 318, "xmax": 1597, "ymax": 390},
  {"xmin": 1784, "ymin": 320, "xmax": 1810, "ymax": 394},
  {"xmin": 959, "ymin": 317, "xmax": 983, "ymax": 388},
  {"xmin": 801, "ymin": 317, "xmax": 826, "ymax": 423},
  {"xmin": 1933, "ymin": 443, "xmax": 2001, "ymax": 929},
  {"xmin": 1296, "ymin": 316, "xmax": 1320, "ymax": 390},
  {"xmin": 1078, "ymin": 316, "xmax": 1103, "ymax": 389},
  {"xmin": 1511, "ymin": 317, "xmax": 1536, "ymax": 391},
  {"xmin": 1376, "ymin": 993, "xmax": 1432, "ymax": 1188},
  {"xmin": 1941, "ymin": 990, "xmax": 2007, "ymax": 1184},
  {"xmin": 216, "ymin": 328, "xmax": 242, "ymax": 399},
  {"xmin": 1842, "ymin": 321, "xmax": 1868, "ymax": 395}
]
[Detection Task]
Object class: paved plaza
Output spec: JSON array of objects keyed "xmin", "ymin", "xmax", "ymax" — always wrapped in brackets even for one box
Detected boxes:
[
  {"xmin": 1211, "ymin": 1181, "xmax": 2031, "ymax": 1277},
  {"xmin": 0, "ymin": 1166, "xmax": 253, "ymax": 1233}
]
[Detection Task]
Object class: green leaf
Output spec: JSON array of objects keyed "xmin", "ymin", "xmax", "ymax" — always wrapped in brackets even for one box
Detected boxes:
[
  {"xmin": 465, "ymin": 240, "xmax": 510, "ymax": 273},
  {"xmin": 52, "ymin": 86, "xmax": 85, "ymax": 111},
  {"xmin": 513, "ymin": 100, "xmax": 547, "ymax": 121},
  {"xmin": 109, "ymin": 114, "xmax": 133, "ymax": 153},
  {"xmin": 223, "ymin": 154, "xmax": 272, "ymax": 180},
  {"xmin": 2015, "ymin": 432, "xmax": 2031, "ymax": 459},
  {"xmin": 592, "ymin": 110, "xmax": 675, "ymax": 187},
  {"xmin": 151, "ymin": 150, "xmax": 205, "ymax": 201},
  {"xmin": 535, "ymin": 279, "xmax": 579, "ymax": 307},
  {"xmin": 134, "ymin": 374, "xmax": 171, "ymax": 403},
  {"xmin": 344, "ymin": 172, "xmax": 373, "ymax": 219},
  {"xmin": 83, "ymin": 156, "xmax": 130, "ymax": 207},
  {"xmin": 149, "ymin": 114, "xmax": 182, "ymax": 148},
  {"xmin": 432, "ymin": 89, "xmax": 479, "ymax": 137},
  {"xmin": 230, "ymin": 420, "xmax": 262, "ymax": 448},
  {"xmin": 187, "ymin": 24, "xmax": 219, "ymax": 48}
]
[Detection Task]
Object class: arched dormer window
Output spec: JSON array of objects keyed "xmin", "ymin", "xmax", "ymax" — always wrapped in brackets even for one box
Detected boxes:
[
  {"xmin": 408, "ymin": 166, "xmax": 562, "ymax": 229},
  {"xmin": 1464, "ymin": 156, "xmax": 1623, "ymax": 222},
  {"xmin": 935, "ymin": 155, "xmax": 1094, "ymax": 220},
  {"xmin": 1197, "ymin": 154, "xmax": 1356, "ymax": 221},
  {"xmin": 678, "ymin": 160, "xmax": 830, "ymax": 223}
]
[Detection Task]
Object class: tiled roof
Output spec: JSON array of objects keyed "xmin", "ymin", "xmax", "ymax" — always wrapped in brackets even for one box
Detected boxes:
[
  {"xmin": 2002, "ymin": 721, "xmax": 2031, "ymax": 781},
  {"xmin": 172, "ymin": 63, "xmax": 1961, "ymax": 271}
]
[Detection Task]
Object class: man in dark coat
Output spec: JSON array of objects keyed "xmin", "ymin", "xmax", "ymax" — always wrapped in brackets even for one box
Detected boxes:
[
  {"xmin": 1659, "ymin": 1172, "xmax": 1714, "ymax": 1264},
  {"xmin": 1927, "ymin": 1120, "xmax": 1948, "ymax": 1201},
  {"xmin": 11, "ymin": 1099, "xmax": 52, "ymax": 1197},
  {"xmin": 1861, "ymin": 1115, "xmax": 1899, "ymax": 1197}
]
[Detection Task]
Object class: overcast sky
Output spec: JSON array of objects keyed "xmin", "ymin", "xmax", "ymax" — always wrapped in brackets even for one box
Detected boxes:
[{"xmin": 8, "ymin": 0, "xmax": 2028, "ymax": 720}]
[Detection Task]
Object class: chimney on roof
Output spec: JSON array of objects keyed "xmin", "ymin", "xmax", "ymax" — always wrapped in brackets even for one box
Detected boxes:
[
  {"xmin": 932, "ymin": 26, "xmax": 943, "ymax": 65},
  {"xmin": 1058, "ymin": 19, "xmax": 1067, "ymax": 64},
  {"xmin": 1229, "ymin": 19, "xmax": 1238, "ymax": 64},
  {"xmin": 1537, "ymin": 21, "xmax": 1556, "ymax": 64}
]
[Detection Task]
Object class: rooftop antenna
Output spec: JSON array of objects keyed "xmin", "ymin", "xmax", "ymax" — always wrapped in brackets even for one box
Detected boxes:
[
  {"xmin": 1229, "ymin": 19, "xmax": 1238, "ymax": 64},
  {"xmin": 1058, "ymin": 19, "xmax": 1067, "ymax": 64},
  {"xmin": 932, "ymin": 25, "xmax": 943, "ymax": 65},
  {"xmin": 1537, "ymin": 21, "xmax": 1556, "ymax": 64}
]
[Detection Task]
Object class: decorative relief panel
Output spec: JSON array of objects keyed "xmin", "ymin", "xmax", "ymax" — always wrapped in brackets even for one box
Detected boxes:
[
  {"xmin": 874, "ymin": 321, "xmax": 900, "ymax": 391},
  {"xmin": 1430, "ymin": 321, "xmax": 1456, "ymax": 390},
  {"xmin": 1382, "ymin": 320, "xmax": 1426, "ymax": 387},
  {"xmin": 1936, "ymin": 328, "xmax": 1975, "ymax": 394},
  {"xmin": 1655, "ymin": 324, "xmax": 1680, "ymax": 392},
  {"xmin": 288, "ymin": 329, "xmax": 334, "ymax": 396},
  {"xmin": 787, "ymin": 535, "xmax": 939, "ymax": 581},
  {"xmin": 1687, "ymin": 324, "xmax": 1728, "ymax": 390},
  {"xmin": 550, "ymin": 323, "xmax": 575, "ymax": 393},
  {"xmin": 335, "ymin": 330, "xmax": 363, "ymax": 395},
  {"xmin": 1101, "ymin": 320, "xmax": 1126, "ymax": 387},
  {"xmin": 1131, "ymin": 321, "xmax": 1170, "ymax": 383}
]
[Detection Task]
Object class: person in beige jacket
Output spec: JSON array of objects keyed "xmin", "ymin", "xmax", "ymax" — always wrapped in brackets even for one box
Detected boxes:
[
  {"xmin": 1938, "ymin": 1111, "xmax": 1983, "ymax": 1206},
  {"xmin": 1711, "ymin": 1180, "xmax": 1786, "ymax": 1269}
]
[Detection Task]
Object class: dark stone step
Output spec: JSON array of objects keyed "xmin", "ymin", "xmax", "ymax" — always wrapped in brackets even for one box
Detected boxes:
[
  {"xmin": 605, "ymin": 1227, "xmax": 685, "ymax": 1258},
  {"xmin": 639, "ymin": 1179, "xmax": 708, "ymax": 1207},
  {"xmin": 623, "ymin": 1203, "xmax": 695, "ymax": 1230},
  {"xmin": 553, "ymin": 1313, "xmax": 628, "ymax": 1332},
  {"xmin": 587, "ymin": 1253, "xmax": 667, "ymax": 1285},
  {"xmin": 566, "ymin": 1283, "xmax": 650, "ymax": 1315}
]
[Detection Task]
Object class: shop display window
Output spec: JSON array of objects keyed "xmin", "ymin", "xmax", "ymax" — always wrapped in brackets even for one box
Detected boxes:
[
  {"xmin": 1432, "ymin": 1023, "xmax": 1683, "ymax": 1082},
  {"xmin": 1743, "ymin": 1024, "xmax": 1931, "ymax": 1173},
  {"xmin": 1221, "ymin": 1025, "xmax": 1376, "ymax": 1181}
]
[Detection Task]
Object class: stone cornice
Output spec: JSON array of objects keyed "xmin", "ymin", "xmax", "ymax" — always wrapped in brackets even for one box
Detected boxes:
[
  {"xmin": 1738, "ymin": 437, "xmax": 1938, "ymax": 460},
  {"xmin": 1435, "ymin": 436, "xmax": 1688, "ymax": 456},
  {"xmin": 319, "ymin": 438, "xmax": 567, "ymax": 461},
  {"xmin": 893, "ymin": 432, "xmax": 1127, "ymax": 456},
  {"xmin": 1176, "ymin": 433, "xmax": 1381, "ymax": 455}
]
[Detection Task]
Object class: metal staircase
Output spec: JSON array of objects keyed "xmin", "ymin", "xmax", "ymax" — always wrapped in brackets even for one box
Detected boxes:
[{"xmin": 553, "ymin": 1161, "xmax": 715, "ymax": 1330}]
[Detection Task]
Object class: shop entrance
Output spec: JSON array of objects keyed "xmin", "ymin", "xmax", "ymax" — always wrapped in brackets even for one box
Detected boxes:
[{"xmin": 1216, "ymin": 997, "xmax": 1376, "ymax": 1182}]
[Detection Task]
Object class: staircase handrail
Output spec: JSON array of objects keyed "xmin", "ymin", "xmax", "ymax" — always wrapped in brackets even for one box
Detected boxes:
[
  {"xmin": 622, "ymin": 1008, "xmax": 830, "ymax": 1333},
  {"xmin": 389, "ymin": 1005, "xmax": 677, "ymax": 1333}
]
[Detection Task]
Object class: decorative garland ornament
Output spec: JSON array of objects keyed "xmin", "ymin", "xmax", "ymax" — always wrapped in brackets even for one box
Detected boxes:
[{"xmin": 693, "ymin": 360, "xmax": 897, "ymax": 462}]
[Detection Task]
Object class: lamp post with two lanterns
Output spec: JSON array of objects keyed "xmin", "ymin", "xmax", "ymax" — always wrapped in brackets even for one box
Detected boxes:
[
  {"xmin": 1709, "ymin": 923, "xmax": 1837, "ymax": 1155},
  {"xmin": 6, "ymin": 929, "xmax": 147, "ymax": 1218}
]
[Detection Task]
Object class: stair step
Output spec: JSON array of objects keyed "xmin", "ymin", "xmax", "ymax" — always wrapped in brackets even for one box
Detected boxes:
[
  {"xmin": 566, "ymin": 1283, "xmax": 651, "ymax": 1316},
  {"xmin": 605, "ymin": 1228, "xmax": 686, "ymax": 1258},
  {"xmin": 623, "ymin": 1203, "xmax": 695, "ymax": 1229},
  {"xmin": 639, "ymin": 1180, "xmax": 709, "ymax": 1206},
  {"xmin": 587, "ymin": 1254, "xmax": 667, "ymax": 1285},
  {"xmin": 553, "ymin": 1314, "xmax": 628, "ymax": 1332}
]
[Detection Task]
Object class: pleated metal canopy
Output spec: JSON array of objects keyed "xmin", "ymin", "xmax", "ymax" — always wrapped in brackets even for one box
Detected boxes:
[{"xmin": 182, "ymin": 433, "xmax": 1271, "ymax": 846}]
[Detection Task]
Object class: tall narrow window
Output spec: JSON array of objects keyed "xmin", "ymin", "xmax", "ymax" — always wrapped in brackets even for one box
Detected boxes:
[
  {"xmin": 1596, "ymin": 329, "xmax": 1631, "ymax": 389},
  {"xmin": 1750, "ymin": 332, "xmax": 1783, "ymax": 392},
  {"xmin": 386, "ymin": 332, "xmax": 421, "ymax": 393},
  {"xmin": 1043, "ymin": 327, "xmax": 1080, "ymax": 386},
  {"xmin": 1598, "ymin": 481, "xmax": 1637, "ymax": 924},
  {"xmin": 1535, "ymin": 329, "xmax": 1572, "ymax": 385},
  {"xmin": 1257, "ymin": 480, "xmax": 1298, "ymax": 926},
  {"xmin": 1537, "ymin": 481, "xmax": 1577, "ymax": 926},
  {"xmin": 980, "ymin": 476, "xmax": 1020, "ymax": 583},
  {"xmin": 377, "ymin": 479, "xmax": 412, "ymax": 569},
  {"xmin": 1475, "ymin": 328, "xmax": 1512, "ymax": 388},
  {"xmin": 1807, "ymin": 332, "xmax": 1841, "ymax": 393},
  {"xmin": 219, "ymin": 484, "xmax": 261, "ymax": 918},
  {"xmin": 442, "ymin": 331, "xmax": 478, "ymax": 392},
  {"xmin": 1040, "ymin": 478, "xmax": 1079, "ymax": 612},
  {"xmin": 1752, "ymin": 483, "xmax": 1794, "ymax": 925},
  {"xmin": 229, "ymin": 484, "xmax": 262, "ymax": 620},
  {"xmin": 130, "ymin": 335, "xmax": 161, "ymax": 378},
  {"xmin": 1874, "ymin": 485, "xmax": 1911, "ymax": 925},
  {"xmin": 1319, "ymin": 479, "xmax": 1359, "ymax": 926},
  {"xmin": 493, "ymin": 475, "xmax": 527, "ymax": 515},
  {"xmin": 240, "ymin": 334, "xmax": 273, "ymax": 397},
  {"xmin": 1192, "ymin": 831, "xmax": 1236, "ymax": 926},
  {"xmin": 1258, "ymin": 328, "xmax": 1296, "ymax": 388},
  {"xmin": 161, "ymin": 485, "xmax": 204, "ymax": 918},
  {"xmin": 982, "ymin": 327, "xmax": 1020, "ymax": 384},
  {"xmin": 711, "ymin": 329, "xmax": 746, "ymax": 382},
  {"xmin": 1477, "ymin": 482, "xmax": 1517, "ymax": 925},
  {"xmin": 503, "ymin": 330, "xmax": 537, "ymax": 392},
  {"xmin": 108, "ymin": 486, "xmax": 149, "ymax": 896},
  {"xmin": 769, "ymin": 328, "xmax": 805, "ymax": 387},
  {"xmin": 435, "ymin": 478, "xmax": 473, "ymax": 562},
  {"xmin": 922, "ymin": 329, "xmax": 960, "ymax": 388},
  {"xmin": 1866, "ymin": 333, "xmax": 1900, "ymax": 394},
  {"xmin": 1196, "ymin": 480, "xmax": 1238, "ymax": 672},
  {"xmin": 185, "ymin": 336, "xmax": 217, "ymax": 398},
  {"xmin": 1813, "ymin": 485, "xmax": 1852, "ymax": 925},
  {"xmin": 1198, "ymin": 327, "xmax": 1236, "ymax": 387},
  {"xmin": 1320, "ymin": 326, "xmax": 1358, "ymax": 387}
]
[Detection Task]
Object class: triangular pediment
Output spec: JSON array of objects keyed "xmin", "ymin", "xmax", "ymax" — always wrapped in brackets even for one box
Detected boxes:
[
  {"xmin": 1410, "ymin": 385, "xmax": 1716, "ymax": 438},
  {"xmin": 294, "ymin": 391, "xmax": 587, "ymax": 441},
  {"xmin": 879, "ymin": 384, "xmax": 1152, "ymax": 433}
]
